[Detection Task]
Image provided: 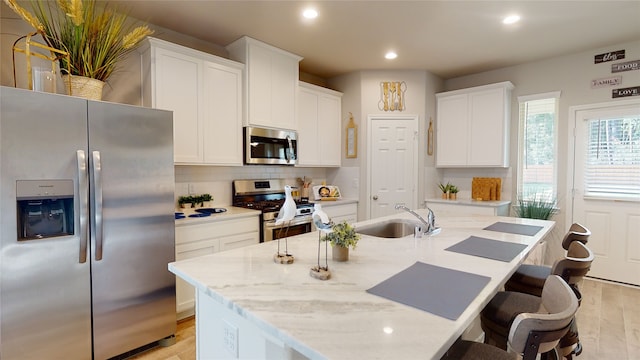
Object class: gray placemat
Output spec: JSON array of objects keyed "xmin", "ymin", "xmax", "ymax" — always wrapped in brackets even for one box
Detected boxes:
[
  {"xmin": 366, "ymin": 262, "xmax": 491, "ymax": 320},
  {"xmin": 445, "ymin": 236, "xmax": 528, "ymax": 262},
  {"xmin": 484, "ymin": 221, "xmax": 543, "ymax": 236}
]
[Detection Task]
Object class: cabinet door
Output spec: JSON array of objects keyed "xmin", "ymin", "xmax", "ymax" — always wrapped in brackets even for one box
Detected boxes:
[
  {"xmin": 246, "ymin": 43, "xmax": 298, "ymax": 130},
  {"xmin": 436, "ymin": 94, "xmax": 468, "ymax": 166},
  {"xmin": 175, "ymin": 240, "xmax": 219, "ymax": 319},
  {"xmin": 322, "ymin": 203, "xmax": 358, "ymax": 225},
  {"xmin": 247, "ymin": 44, "xmax": 273, "ymax": 128},
  {"xmin": 154, "ymin": 48, "xmax": 202, "ymax": 163},
  {"xmin": 270, "ymin": 53, "xmax": 298, "ymax": 130},
  {"xmin": 297, "ymin": 87, "xmax": 320, "ymax": 165},
  {"xmin": 468, "ymin": 88, "xmax": 508, "ymax": 166},
  {"xmin": 202, "ymin": 61, "xmax": 243, "ymax": 165},
  {"xmin": 318, "ymin": 94, "xmax": 341, "ymax": 166},
  {"xmin": 219, "ymin": 232, "xmax": 260, "ymax": 252}
]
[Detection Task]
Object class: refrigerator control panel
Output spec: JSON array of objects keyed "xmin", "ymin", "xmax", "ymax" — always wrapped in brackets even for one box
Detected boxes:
[{"xmin": 16, "ymin": 180, "xmax": 74, "ymax": 241}]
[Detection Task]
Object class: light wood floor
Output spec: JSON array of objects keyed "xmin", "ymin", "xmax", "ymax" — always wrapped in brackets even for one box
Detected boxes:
[{"xmin": 129, "ymin": 278, "xmax": 640, "ymax": 360}]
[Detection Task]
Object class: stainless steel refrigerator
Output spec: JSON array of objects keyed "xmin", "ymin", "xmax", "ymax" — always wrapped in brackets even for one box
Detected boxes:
[{"xmin": 0, "ymin": 86, "xmax": 176, "ymax": 359}]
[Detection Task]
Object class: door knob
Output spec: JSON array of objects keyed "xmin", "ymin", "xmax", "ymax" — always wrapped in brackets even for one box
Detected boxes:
[{"xmin": 373, "ymin": 195, "xmax": 378, "ymax": 200}]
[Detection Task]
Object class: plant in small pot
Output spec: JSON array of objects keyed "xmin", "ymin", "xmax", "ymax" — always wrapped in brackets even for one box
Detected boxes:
[
  {"xmin": 4, "ymin": 0, "xmax": 153, "ymax": 100},
  {"xmin": 199, "ymin": 193, "xmax": 213, "ymax": 208},
  {"xmin": 178, "ymin": 195, "xmax": 195, "ymax": 209},
  {"xmin": 448, "ymin": 185, "xmax": 459, "ymax": 200},
  {"xmin": 438, "ymin": 182, "xmax": 451, "ymax": 199},
  {"xmin": 322, "ymin": 221, "xmax": 360, "ymax": 262},
  {"xmin": 514, "ymin": 193, "xmax": 557, "ymax": 220}
]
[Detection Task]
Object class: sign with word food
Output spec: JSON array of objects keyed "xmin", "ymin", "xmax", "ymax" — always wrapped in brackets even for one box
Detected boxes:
[{"xmin": 611, "ymin": 59, "xmax": 639, "ymax": 73}]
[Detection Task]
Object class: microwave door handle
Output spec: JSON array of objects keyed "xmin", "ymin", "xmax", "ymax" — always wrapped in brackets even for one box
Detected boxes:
[
  {"xmin": 286, "ymin": 135, "xmax": 294, "ymax": 163},
  {"xmin": 76, "ymin": 150, "xmax": 88, "ymax": 263}
]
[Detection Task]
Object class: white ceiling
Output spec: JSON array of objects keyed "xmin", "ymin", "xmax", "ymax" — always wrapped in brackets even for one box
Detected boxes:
[{"xmin": 111, "ymin": 1, "xmax": 640, "ymax": 79}]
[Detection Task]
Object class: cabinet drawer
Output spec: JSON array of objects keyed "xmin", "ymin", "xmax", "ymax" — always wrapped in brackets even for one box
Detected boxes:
[{"xmin": 176, "ymin": 217, "xmax": 259, "ymax": 244}]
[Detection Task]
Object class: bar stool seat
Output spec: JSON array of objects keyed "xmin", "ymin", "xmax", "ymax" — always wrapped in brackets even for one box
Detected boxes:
[
  {"xmin": 442, "ymin": 275, "xmax": 579, "ymax": 360},
  {"xmin": 482, "ymin": 241, "xmax": 594, "ymax": 358},
  {"xmin": 479, "ymin": 291, "xmax": 541, "ymax": 349},
  {"xmin": 505, "ymin": 223, "xmax": 590, "ymax": 296}
]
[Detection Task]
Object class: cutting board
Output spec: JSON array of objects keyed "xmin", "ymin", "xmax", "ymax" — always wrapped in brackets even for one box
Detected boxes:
[{"xmin": 471, "ymin": 177, "xmax": 501, "ymax": 201}]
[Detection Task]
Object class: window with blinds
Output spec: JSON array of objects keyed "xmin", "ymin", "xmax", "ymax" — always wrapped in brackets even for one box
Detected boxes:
[
  {"xmin": 518, "ymin": 93, "xmax": 559, "ymax": 201},
  {"xmin": 585, "ymin": 115, "xmax": 640, "ymax": 198}
]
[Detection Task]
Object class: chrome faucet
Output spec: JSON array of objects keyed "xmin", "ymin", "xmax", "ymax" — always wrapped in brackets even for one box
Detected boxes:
[{"xmin": 395, "ymin": 203, "xmax": 437, "ymax": 236}]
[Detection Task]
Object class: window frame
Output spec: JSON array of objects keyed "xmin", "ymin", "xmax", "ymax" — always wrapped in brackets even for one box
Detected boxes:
[{"xmin": 516, "ymin": 91, "xmax": 561, "ymax": 203}]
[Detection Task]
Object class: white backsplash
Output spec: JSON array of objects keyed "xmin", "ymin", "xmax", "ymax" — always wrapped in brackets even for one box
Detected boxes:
[
  {"xmin": 174, "ymin": 165, "xmax": 328, "ymax": 207},
  {"xmin": 437, "ymin": 168, "xmax": 513, "ymax": 201}
]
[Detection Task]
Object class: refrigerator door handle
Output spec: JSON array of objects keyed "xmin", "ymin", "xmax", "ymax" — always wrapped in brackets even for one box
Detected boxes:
[
  {"xmin": 92, "ymin": 150, "xmax": 104, "ymax": 261},
  {"xmin": 77, "ymin": 150, "xmax": 88, "ymax": 263}
]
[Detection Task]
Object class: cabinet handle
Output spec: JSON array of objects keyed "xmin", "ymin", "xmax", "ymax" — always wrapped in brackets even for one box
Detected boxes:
[{"xmin": 373, "ymin": 195, "xmax": 379, "ymax": 200}]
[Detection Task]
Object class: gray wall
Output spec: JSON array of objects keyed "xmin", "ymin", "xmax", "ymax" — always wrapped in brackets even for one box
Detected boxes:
[{"xmin": 444, "ymin": 39, "xmax": 640, "ymax": 263}]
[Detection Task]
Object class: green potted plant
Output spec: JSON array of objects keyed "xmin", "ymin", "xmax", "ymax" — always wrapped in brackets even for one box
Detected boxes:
[
  {"xmin": 4, "ymin": 0, "xmax": 153, "ymax": 100},
  {"xmin": 438, "ymin": 182, "xmax": 451, "ymax": 199},
  {"xmin": 199, "ymin": 193, "xmax": 213, "ymax": 207},
  {"xmin": 322, "ymin": 221, "xmax": 360, "ymax": 262},
  {"xmin": 514, "ymin": 193, "xmax": 557, "ymax": 220},
  {"xmin": 178, "ymin": 195, "xmax": 195, "ymax": 209},
  {"xmin": 448, "ymin": 185, "xmax": 459, "ymax": 200}
]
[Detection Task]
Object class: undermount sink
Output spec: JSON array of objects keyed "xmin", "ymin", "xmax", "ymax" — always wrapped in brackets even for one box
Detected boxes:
[{"xmin": 355, "ymin": 219, "xmax": 424, "ymax": 238}]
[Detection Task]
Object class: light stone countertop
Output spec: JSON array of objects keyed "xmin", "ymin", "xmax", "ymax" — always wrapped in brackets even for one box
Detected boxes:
[
  {"xmin": 174, "ymin": 206, "xmax": 260, "ymax": 226},
  {"xmin": 426, "ymin": 197, "xmax": 511, "ymax": 207},
  {"xmin": 169, "ymin": 211, "xmax": 554, "ymax": 359}
]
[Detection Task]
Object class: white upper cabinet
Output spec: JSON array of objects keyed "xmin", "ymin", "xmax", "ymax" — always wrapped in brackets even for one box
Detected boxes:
[
  {"xmin": 226, "ymin": 36, "xmax": 303, "ymax": 131},
  {"xmin": 436, "ymin": 81, "xmax": 514, "ymax": 167},
  {"xmin": 141, "ymin": 37, "xmax": 244, "ymax": 165},
  {"xmin": 297, "ymin": 82, "xmax": 343, "ymax": 167}
]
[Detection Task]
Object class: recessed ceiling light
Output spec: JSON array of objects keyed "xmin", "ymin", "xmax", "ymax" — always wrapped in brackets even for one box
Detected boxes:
[
  {"xmin": 385, "ymin": 51, "xmax": 398, "ymax": 60},
  {"xmin": 503, "ymin": 14, "xmax": 521, "ymax": 25},
  {"xmin": 303, "ymin": 8, "xmax": 318, "ymax": 19}
]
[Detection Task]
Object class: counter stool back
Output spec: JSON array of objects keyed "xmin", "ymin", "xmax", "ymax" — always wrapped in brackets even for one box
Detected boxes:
[{"xmin": 442, "ymin": 275, "xmax": 578, "ymax": 360}]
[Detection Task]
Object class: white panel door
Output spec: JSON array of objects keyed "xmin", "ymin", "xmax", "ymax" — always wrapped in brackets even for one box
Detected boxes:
[
  {"xmin": 571, "ymin": 100, "xmax": 640, "ymax": 285},
  {"xmin": 369, "ymin": 115, "xmax": 418, "ymax": 219}
]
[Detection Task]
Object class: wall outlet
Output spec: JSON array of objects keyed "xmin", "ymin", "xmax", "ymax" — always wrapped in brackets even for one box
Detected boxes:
[
  {"xmin": 188, "ymin": 183, "xmax": 195, "ymax": 195},
  {"xmin": 223, "ymin": 319, "xmax": 239, "ymax": 358}
]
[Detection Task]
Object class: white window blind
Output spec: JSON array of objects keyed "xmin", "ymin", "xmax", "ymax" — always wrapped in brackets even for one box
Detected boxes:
[
  {"xmin": 518, "ymin": 93, "xmax": 559, "ymax": 201},
  {"xmin": 585, "ymin": 115, "xmax": 640, "ymax": 198}
]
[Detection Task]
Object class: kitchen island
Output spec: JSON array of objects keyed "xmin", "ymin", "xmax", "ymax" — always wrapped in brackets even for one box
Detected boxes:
[{"xmin": 169, "ymin": 211, "xmax": 554, "ymax": 359}]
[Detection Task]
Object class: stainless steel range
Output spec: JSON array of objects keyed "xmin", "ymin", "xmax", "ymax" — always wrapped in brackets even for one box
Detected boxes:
[{"xmin": 233, "ymin": 179, "xmax": 314, "ymax": 242}]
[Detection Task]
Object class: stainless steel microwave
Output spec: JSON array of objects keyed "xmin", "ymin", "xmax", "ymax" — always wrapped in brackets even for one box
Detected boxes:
[{"xmin": 244, "ymin": 126, "xmax": 297, "ymax": 165}]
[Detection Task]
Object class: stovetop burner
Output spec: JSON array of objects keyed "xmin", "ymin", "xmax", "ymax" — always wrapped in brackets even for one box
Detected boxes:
[{"xmin": 232, "ymin": 179, "xmax": 312, "ymax": 214}]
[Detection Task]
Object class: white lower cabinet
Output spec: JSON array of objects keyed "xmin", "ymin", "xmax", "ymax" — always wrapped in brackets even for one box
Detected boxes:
[
  {"xmin": 320, "ymin": 202, "xmax": 358, "ymax": 225},
  {"xmin": 175, "ymin": 216, "xmax": 259, "ymax": 319},
  {"xmin": 427, "ymin": 200, "xmax": 510, "ymax": 216}
]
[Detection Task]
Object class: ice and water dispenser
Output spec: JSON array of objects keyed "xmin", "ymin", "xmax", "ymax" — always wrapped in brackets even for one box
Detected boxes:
[{"xmin": 16, "ymin": 180, "xmax": 74, "ymax": 240}]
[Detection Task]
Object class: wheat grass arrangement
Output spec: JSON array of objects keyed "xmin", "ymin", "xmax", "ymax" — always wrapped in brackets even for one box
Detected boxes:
[{"xmin": 4, "ymin": 0, "xmax": 153, "ymax": 82}]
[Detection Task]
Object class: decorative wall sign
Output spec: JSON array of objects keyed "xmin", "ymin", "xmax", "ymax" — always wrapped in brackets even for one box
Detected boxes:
[
  {"xmin": 378, "ymin": 81, "xmax": 407, "ymax": 111},
  {"xmin": 594, "ymin": 50, "xmax": 625, "ymax": 64},
  {"xmin": 591, "ymin": 76, "xmax": 622, "ymax": 88},
  {"xmin": 612, "ymin": 86, "xmax": 640, "ymax": 98},
  {"xmin": 346, "ymin": 112, "xmax": 357, "ymax": 158},
  {"xmin": 611, "ymin": 59, "xmax": 640, "ymax": 73}
]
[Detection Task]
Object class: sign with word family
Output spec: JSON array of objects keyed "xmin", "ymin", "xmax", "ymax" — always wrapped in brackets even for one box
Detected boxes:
[
  {"xmin": 611, "ymin": 59, "xmax": 639, "ymax": 73},
  {"xmin": 612, "ymin": 86, "xmax": 640, "ymax": 98},
  {"xmin": 591, "ymin": 76, "xmax": 622, "ymax": 88},
  {"xmin": 595, "ymin": 50, "xmax": 625, "ymax": 63}
]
